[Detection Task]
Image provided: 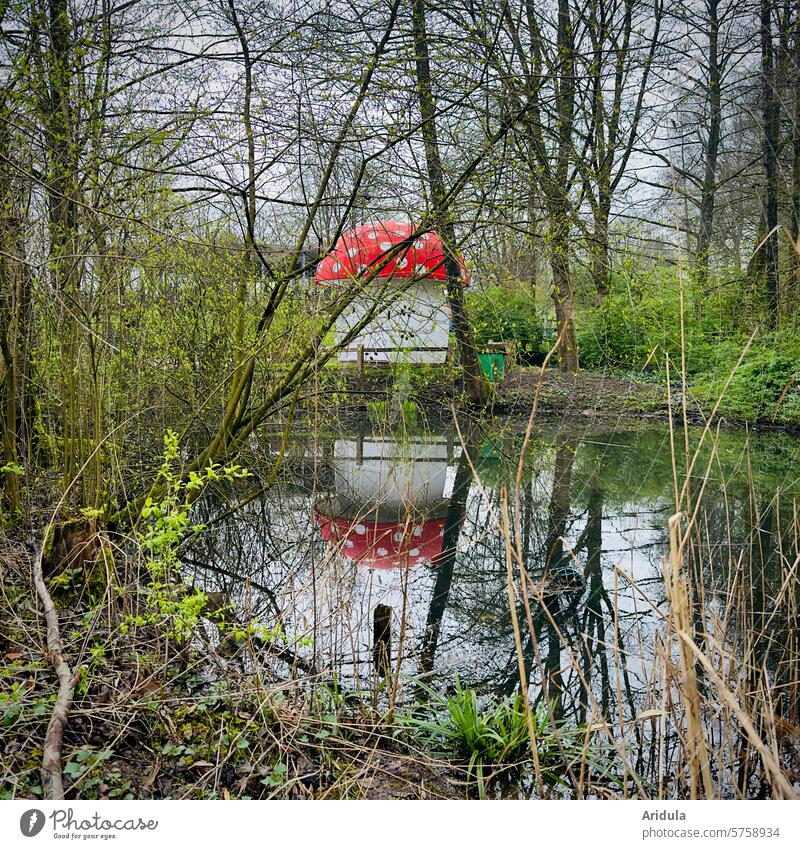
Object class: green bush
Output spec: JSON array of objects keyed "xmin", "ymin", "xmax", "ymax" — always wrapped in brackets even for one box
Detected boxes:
[
  {"xmin": 693, "ymin": 348, "xmax": 800, "ymax": 423},
  {"xmin": 777, "ymin": 387, "xmax": 800, "ymax": 425},
  {"xmin": 575, "ymin": 267, "xmax": 726, "ymax": 374},
  {"xmin": 466, "ymin": 285, "xmax": 545, "ymax": 364}
]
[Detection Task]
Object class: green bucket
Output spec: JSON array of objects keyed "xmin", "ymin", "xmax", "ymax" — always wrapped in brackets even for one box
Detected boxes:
[{"xmin": 478, "ymin": 352, "xmax": 505, "ymax": 382}]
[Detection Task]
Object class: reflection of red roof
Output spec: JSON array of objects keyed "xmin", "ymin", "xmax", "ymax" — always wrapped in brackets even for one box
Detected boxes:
[
  {"xmin": 315, "ymin": 513, "xmax": 446, "ymax": 570},
  {"xmin": 315, "ymin": 220, "xmax": 469, "ymax": 286}
]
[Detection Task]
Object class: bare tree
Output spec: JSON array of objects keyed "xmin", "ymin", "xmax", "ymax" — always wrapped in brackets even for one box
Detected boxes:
[
  {"xmin": 578, "ymin": 0, "xmax": 663, "ymax": 302},
  {"xmin": 761, "ymin": 0, "xmax": 780, "ymax": 326},
  {"xmin": 410, "ymin": 0, "xmax": 488, "ymax": 406}
]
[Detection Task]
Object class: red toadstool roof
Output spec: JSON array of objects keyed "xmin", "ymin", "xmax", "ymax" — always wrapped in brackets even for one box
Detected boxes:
[
  {"xmin": 315, "ymin": 219, "xmax": 468, "ymax": 286},
  {"xmin": 315, "ymin": 513, "xmax": 447, "ymax": 570}
]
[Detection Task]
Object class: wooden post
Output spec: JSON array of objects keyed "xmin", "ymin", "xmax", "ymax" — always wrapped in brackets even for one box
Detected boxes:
[
  {"xmin": 373, "ymin": 604, "xmax": 392, "ymax": 677},
  {"xmin": 357, "ymin": 344, "xmax": 365, "ymax": 376}
]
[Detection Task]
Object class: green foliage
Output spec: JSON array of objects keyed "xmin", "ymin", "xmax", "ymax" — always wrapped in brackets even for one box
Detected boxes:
[
  {"xmin": 777, "ymin": 386, "xmax": 800, "ymax": 424},
  {"xmin": 692, "ymin": 345, "xmax": 800, "ymax": 424},
  {"xmin": 128, "ymin": 430, "xmax": 250, "ymax": 641},
  {"xmin": 400, "ymin": 678, "xmax": 579, "ymax": 790},
  {"xmin": 303, "ymin": 679, "xmax": 351, "ymax": 743},
  {"xmin": 63, "ymin": 748, "xmax": 133, "ymax": 799},
  {"xmin": 366, "ymin": 399, "xmax": 418, "ymax": 427},
  {"xmin": 467, "ymin": 285, "xmax": 545, "ymax": 363},
  {"xmin": 261, "ymin": 762, "xmax": 288, "ymax": 788},
  {"xmin": 570, "ymin": 262, "xmax": 800, "ymax": 427},
  {"xmin": 0, "ymin": 681, "xmax": 27, "ymax": 728},
  {"xmin": 575, "ymin": 267, "xmax": 719, "ymax": 374},
  {"xmin": 0, "ymin": 670, "xmax": 52, "ymax": 731}
]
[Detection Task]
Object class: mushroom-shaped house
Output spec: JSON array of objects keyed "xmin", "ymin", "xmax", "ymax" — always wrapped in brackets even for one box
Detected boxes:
[{"xmin": 315, "ymin": 220, "xmax": 468, "ymax": 365}]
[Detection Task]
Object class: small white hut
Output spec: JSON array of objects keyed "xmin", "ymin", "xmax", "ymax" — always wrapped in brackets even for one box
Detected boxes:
[{"xmin": 315, "ymin": 220, "xmax": 468, "ymax": 365}]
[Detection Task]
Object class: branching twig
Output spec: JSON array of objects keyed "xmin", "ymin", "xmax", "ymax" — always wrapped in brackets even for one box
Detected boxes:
[{"xmin": 31, "ymin": 540, "xmax": 80, "ymax": 800}]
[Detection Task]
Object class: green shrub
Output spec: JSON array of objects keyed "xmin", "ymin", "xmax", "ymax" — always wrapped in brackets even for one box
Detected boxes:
[
  {"xmin": 129, "ymin": 430, "xmax": 251, "ymax": 641},
  {"xmin": 777, "ymin": 386, "xmax": 800, "ymax": 425},
  {"xmin": 693, "ymin": 348, "xmax": 800, "ymax": 423},
  {"xmin": 575, "ymin": 267, "xmax": 726, "ymax": 374},
  {"xmin": 366, "ymin": 398, "xmax": 418, "ymax": 427},
  {"xmin": 399, "ymin": 677, "xmax": 591, "ymax": 793},
  {"xmin": 467, "ymin": 285, "xmax": 545, "ymax": 363}
]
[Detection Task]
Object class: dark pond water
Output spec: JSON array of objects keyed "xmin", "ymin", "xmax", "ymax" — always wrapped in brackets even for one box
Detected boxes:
[{"xmin": 183, "ymin": 418, "xmax": 800, "ymax": 735}]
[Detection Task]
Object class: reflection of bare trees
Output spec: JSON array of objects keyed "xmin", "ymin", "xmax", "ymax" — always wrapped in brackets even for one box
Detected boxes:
[
  {"xmin": 179, "ymin": 421, "xmax": 800, "ymax": 792},
  {"xmin": 580, "ymin": 478, "xmax": 611, "ymax": 720},
  {"xmin": 544, "ymin": 440, "xmax": 577, "ymax": 579},
  {"xmin": 420, "ymin": 432, "xmax": 478, "ymax": 675}
]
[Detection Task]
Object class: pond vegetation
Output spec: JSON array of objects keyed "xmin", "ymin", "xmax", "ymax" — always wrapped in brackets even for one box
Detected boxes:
[{"xmin": 4, "ymin": 411, "xmax": 800, "ymax": 799}]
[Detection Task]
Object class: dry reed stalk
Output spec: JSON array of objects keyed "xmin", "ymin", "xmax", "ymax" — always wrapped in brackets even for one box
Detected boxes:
[
  {"xmin": 664, "ymin": 512, "xmax": 714, "ymax": 798},
  {"xmin": 681, "ymin": 634, "xmax": 797, "ymax": 799},
  {"xmin": 500, "ymin": 483, "xmax": 544, "ymax": 796}
]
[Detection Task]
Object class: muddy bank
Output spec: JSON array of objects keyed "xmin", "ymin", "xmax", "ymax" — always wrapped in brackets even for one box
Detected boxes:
[
  {"xmin": 308, "ymin": 365, "xmax": 799, "ymax": 434},
  {"xmin": 496, "ymin": 367, "xmax": 668, "ymax": 419},
  {"xmin": 307, "ymin": 365, "xmax": 668, "ymax": 424},
  {"xmin": 0, "ymin": 540, "xmax": 471, "ymax": 800}
]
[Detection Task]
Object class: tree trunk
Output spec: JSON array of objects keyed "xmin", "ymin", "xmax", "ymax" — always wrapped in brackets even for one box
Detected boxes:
[
  {"xmin": 0, "ymin": 280, "xmax": 20, "ymax": 514},
  {"xmin": 544, "ymin": 439, "xmax": 576, "ymax": 574},
  {"xmin": 0, "ymin": 116, "xmax": 33, "ymax": 514},
  {"xmin": 696, "ymin": 0, "xmax": 721, "ymax": 289},
  {"xmin": 410, "ymin": 0, "xmax": 488, "ymax": 406},
  {"xmin": 791, "ymin": 0, "xmax": 800, "ymax": 296},
  {"xmin": 761, "ymin": 0, "xmax": 780, "ymax": 327},
  {"xmin": 592, "ymin": 195, "xmax": 611, "ymax": 304},
  {"xmin": 44, "ymin": 0, "xmax": 84, "ymax": 495},
  {"xmin": 551, "ymin": 228, "xmax": 579, "ymax": 372},
  {"xmin": 0, "ymin": 216, "xmax": 31, "ymax": 514},
  {"xmin": 526, "ymin": 141, "xmax": 539, "ymax": 295},
  {"xmin": 420, "ymin": 435, "xmax": 475, "ymax": 674},
  {"xmin": 550, "ymin": 0, "xmax": 579, "ymax": 371}
]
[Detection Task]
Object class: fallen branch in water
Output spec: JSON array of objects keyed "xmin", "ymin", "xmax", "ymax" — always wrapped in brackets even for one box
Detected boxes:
[{"xmin": 31, "ymin": 538, "xmax": 80, "ymax": 800}]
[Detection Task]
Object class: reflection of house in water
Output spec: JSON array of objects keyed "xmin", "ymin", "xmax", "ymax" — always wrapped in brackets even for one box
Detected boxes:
[
  {"xmin": 313, "ymin": 431, "xmax": 464, "ymax": 678},
  {"xmin": 314, "ymin": 433, "xmax": 454, "ymax": 569}
]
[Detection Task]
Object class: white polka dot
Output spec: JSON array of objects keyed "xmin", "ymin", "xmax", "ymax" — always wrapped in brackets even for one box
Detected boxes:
[
  {"xmin": 377, "ymin": 547, "xmax": 388, "ymax": 556},
  {"xmin": 397, "ymin": 258, "xmax": 408, "ymax": 269},
  {"xmin": 366, "ymin": 231, "xmax": 377, "ymax": 239},
  {"xmin": 414, "ymin": 240, "xmax": 424, "ymax": 249},
  {"xmin": 344, "ymin": 540, "xmax": 353, "ymax": 548},
  {"xmin": 393, "ymin": 532, "xmax": 403, "ymax": 541},
  {"xmin": 415, "ymin": 264, "xmax": 427, "ymax": 274},
  {"xmin": 409, "ymin": 548, "xmax": 419, "ymax": 557},
  {"xmin": 394, "ymin": 229, "xmax": 406, "ymax": 236},
  {"xmin": 412, "ymin": 526, "xmax": 423, "ymax": 536},
  {"xmin": 355, "ymin": 524, "xmax": 366, "ymax": 535},
  {"xmin": 347, "ymin": 247, "xmax": 358, "ymax": 257},
  {"xmin": 415, "ymin": 557, "xmax": 426, "ymax": 564},
  {"xmin": 379, "ymin": 241, "xmax": 392, "ymax": 250},
  {"xmin": 332, "ymin": 262, "xmax": 341, "ymax": 272}
]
